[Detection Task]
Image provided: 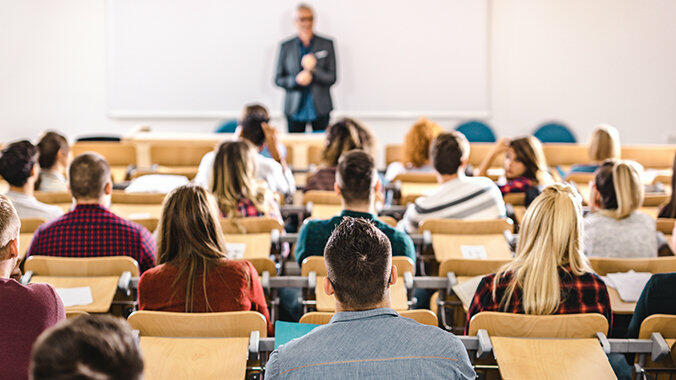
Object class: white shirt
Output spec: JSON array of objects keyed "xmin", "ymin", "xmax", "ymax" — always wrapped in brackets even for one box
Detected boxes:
[
  {"xmin": 37, "ymin": 170, "xmax": 68, "ymax": 193},
  {"xmin": 583, "ymin": 211, "xmax": 658, "ymax": 258},
  {"xmin": 6, "ymin": 190, "xmax": 63, "ymax": 221}
]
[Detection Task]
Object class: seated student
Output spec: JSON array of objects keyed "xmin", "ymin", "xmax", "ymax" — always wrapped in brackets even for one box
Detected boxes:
[
  {"xmin": 567, "ymin": 124, "xmax": 620, "ymax": 176},
  {"xmin": 384, "ymin": 118, "xmax": 444, "ymax": 182},
  {"xmin": 211, "ymin": 140, "xmax": 282, "ymax": 223},
  {"xmin": 466, "ymin": 184, "xmax": 612, "ymax": 334},
  {"xmin": 36, "ymin": 131, "xmax": 70, "ymax": 193},
  {"xmin": 295, "ymin": 150, "xmax": 415, "ymax": 265},
  {"xmin": 266, "ymin": 217, "xmax": 475, "ymax": 379},
  {"xmin": 0, "ymin": 195, "xmax": 65, "ymax": 380},
  {"xmin": 628, "ymin": 272, "xmax": 676, "ymax": 338},
  {"xmin": 27, "ymin": 153, "xmax": 156, "ymax": 273},
  {"xmin": 138, "ymin": 184, "xmax": 272, "ymax": 334},
  {"xmin": 194, "ymin": 104, "xmax": 295, "ymax": 198},
  {"xmin": 31, "ymin": 315, "xmax": 143, "ymax": 380},
  {"xmin": 398, "ymin": 131, "xmax": 506, "ymax": 234},
  {"xmin": 0, "ymin": 141, "xmax": 63, "ymax": 220},
  {"xmin": 477, "ymin": 136, "xmax": 555, "ymax": 195},
  {"xmin": 657, "ymin": 151, "xmax": 675, "ymax": 218},
  {"xmin": 304, "ymin": 118, "xmax": 376, "ymax": 192},
  {"xmin": 584, "ymin": 160, "xmax": 658, "ymax": 258}
]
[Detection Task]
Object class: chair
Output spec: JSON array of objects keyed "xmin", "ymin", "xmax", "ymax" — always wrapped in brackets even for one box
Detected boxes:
[
  {"xmin": 621, "ymin": 145, "xmax": 676, "ymax": 170},
  {"xmin": 221, "ymin": 217, "xmax": 283, "ymax": 260},
  {"xmin": 300, "ymin": 255, "xmax": 415, "ymax": 277},
  {"xmin": 71, "ymin": 141, "xmax": 136, "ymax": 183},
  {"xmin": 467, "ymin": 312, "xmax": 608, "ymax": 338},
  {"xmin": 139, "ymin": 143, "xmax": 214, "ymax": 180},
  {"xmin": 24, "ymin": 255, "xmax": 140, "ymax": 277},
  {"xmin": 109, "ymin": 191, "xmax": 166, "ymax": 220},
  {"xmin": 66, "ymin": 310, "xmax": 89, "ymax": 319},
  {"xmin": 533, "ymin": 122, "xmax": 576, "ymax": 143},
  {"xmin": 214, "ymin": 119, "xmax": 238, "ymax": 133},
  {"xmin": 589, "ymin": 257, "xmax": 676, "ymax": 276},
  {"xmin": 303, "ymin": 190, "xmax": 342, "ymax": 219},
  {"xmin": 455, "ymin": 120, "xmax": 496, "ymax": 143},
  {"xmin": 378, "ymin": 215, "xmax": 398, "ymax": 228},
  {"xmin": 300, "ymin": 309, "xmax": 438, "ymax": 327},
  {"xmin": 636, "ymin": 314, "xmax": 676, "ymax": 377},
  {"xmin": 34, "ymin": 191, "xmax": 72, "ymax": 204},
  {"xmin": 111, "ymin": 191, "xmax": 166, "ymax": 204},
  {"xmin": 307, "ymin": 145, "xmax": 323, "ymax": 166},
  {"xmin": 127, "ymin": 310, "xmax": 268, "ymax": 337},
  {"xmin": 385, "ymin": 144, "xmax": 403, "ymax": 166},
  {"xmin": 19, "ymin": 218, "xmax": 46, "ymax": 260},
  {"xmin": 656, "ymin": 218, "xmax": 674, "ymax": 250},
  {"xmin": 565, "ymin": 172, "xmax": 595, "ymax": 184},
  {"xmin": 421, "ymin": 219, "xmax": 514, "ymax": 262}
]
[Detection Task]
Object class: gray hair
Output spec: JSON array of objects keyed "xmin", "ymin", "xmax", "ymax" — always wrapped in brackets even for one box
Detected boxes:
[{"xmin": 0, "ymin": 194, "xmax": 20, "ymax": 252}]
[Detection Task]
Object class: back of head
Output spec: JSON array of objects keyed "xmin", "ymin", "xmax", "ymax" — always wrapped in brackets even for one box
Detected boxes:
[
  {"xmin": 509, "ymin": 136, "xmax": 553, "ymax": 185},
  {"xmin": 403, "ymin": 118, "xmax": 444, "ymax": 167},
  {"xmin": 594, "ymin": 159, "xmax": 644, "ymax": 219},
  {"xmin": 321, "ymin": 118, "xmax": 376, "ymax": 167},
  {"xmin": 0, "ymin": 140, "xmax": 38, "ymax": 187},
  {"xmin": 37, "ymin": 131, "xmax": 69, "ymax": 169},
  {"xmin": 335, "ymin": 150, "xmax": 377, "ymax": 204},
  {"xmin": 212, "ymin": 139, "xmax": 262, "ymax": 217},
  {"xmin": 0, "ymin": 194, "xmax": 20, "ymax": 257},
  {"xmin": 324, "ymin": 217, "xmax": 392, "ymax": 310},
  {"xmin": 69, "ymin": 153, "xmax": 111, "ymax": 201},
  {"xmin": 30, "ymin": 314, "xmax": 143, "ymax": 380},
  {"xmin": 588, "ymin": 124, "xmax": 620, "ymax": 162},
  {"xmin": 430, "ymin": 131, "xmax": 469, "ymax": 176},
  {"xmin": 240, "ymin": 104, "xmax": 270, "ymax": 148}
]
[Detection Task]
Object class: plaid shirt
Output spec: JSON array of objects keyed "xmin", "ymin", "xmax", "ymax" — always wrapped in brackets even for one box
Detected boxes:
[
  {"xmin": 27, "ymin": 204, "xmax": 156, "ymax": 273},
  {"xmin": 235, "ymin": 198, "xmax": 283, "ymax": 224},
  {"xmin": 498, "ymin": 176, "xmax": 534, "ymax": 195},
  {"xmin": 465, "ymin": 266, "xmax": 612, "ymax": 334}
]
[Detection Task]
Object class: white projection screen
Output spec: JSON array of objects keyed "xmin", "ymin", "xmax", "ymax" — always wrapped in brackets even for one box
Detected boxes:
[{"xmin": 106, "ymin": 0, "xmax": 489, "ymax": 118}]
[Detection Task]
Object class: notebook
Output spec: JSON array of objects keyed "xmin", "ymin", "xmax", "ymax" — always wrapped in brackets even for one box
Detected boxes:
[{"xmin": 274, "ymin": 321, "xmax": 321, "ymax": 349}]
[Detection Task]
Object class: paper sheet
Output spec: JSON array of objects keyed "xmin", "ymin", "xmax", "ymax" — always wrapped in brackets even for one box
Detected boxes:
[
  {"xmin": 55, "ymin": 287, "xmax": 93, "ymax": 307},
  {"xmin": 226, "ymin": 243, "xmax": 246, "ymax": 259},
  {"xmin": 603, "ymin": 271, "xmax": 653, "ymax": 303},
  {"xmin": 460, "ymin": 245, "xmax": 488, "ymax": 260},
  {"xmin": 452, "ymin": 275, "xmax": 484, "ymax": 309}
]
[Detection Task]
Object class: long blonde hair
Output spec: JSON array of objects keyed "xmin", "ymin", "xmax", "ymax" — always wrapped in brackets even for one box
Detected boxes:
[
  {"xmin": 588, "ymin": 125, "xmax": 620, "ymax": 162},
  {"xmin": 594, "ymin": 159, "xmax": 644, "ymax": 219},
  {"xmin": 509, "ymin": 136, "xmax": 555, "ymax": 186},
  {"xmin": 157, "ymin": 184, "xmax": 233, "ymax": 312},
  {"xmin": 492, "ymin": 183, "xmax": 593, "ymax": 315}
]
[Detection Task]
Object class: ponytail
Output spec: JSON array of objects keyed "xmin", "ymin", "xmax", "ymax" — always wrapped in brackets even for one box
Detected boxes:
[{"xmin": 595, "ymin": 159, "xmax": 643, "ymax": 219}]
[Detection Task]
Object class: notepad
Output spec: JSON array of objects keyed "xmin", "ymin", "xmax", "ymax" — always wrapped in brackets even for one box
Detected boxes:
[
  {"xmin": 275, "ymin": 321, "xmax": 321, "ymax": 348},
  {"xmin": 460, "ymin": 245, "xmax": 488, "ymax": 259},
  {"xmin": 452, "ymin": 275, "xmax": 484, "ymax": 308},
  {"xmin": 55, "ymin": 287, "xmax": 93, "ymax": 307},
  {"xmin": 603, "ymin": 271, "xmax": 653, "ymax": 303},
  {"xmin": 226, "ymin": 243, "xmax": 246, "ymax": 259}
]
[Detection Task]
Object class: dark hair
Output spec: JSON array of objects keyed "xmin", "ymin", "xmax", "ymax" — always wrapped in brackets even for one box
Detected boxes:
[
  {"xmin": 336, "ymin": 150, "xmax": 376, "ymax": 204},
  {"xmin": 658, "ymin": 152, "xmax": 676, "ymax": 218},
  {"xmin": 322, "ymin": 118, "xmax": 376, "ymax": 167},
  {"xmin": 37, "ymin": 131, "xmax": 69, "ymax": 169},
  {"xmin": 324, "ymin": 217, "xmax": 392, "ymax": 309},
  {"xmin": 594, "ymin": 161, "xmax": 619, "ymax": 210},
  {"xmin": 240, "ymin": 104, "xmax": 269, "ymax": 148},
  {"xmin": 508, "ymin": 136, "xmax": 549, "ymax": 182},
  {"xmin": 0, "ymin": 140, "xmax": 39, "ymax": 187},
  {"xmin": 30, "ymin": 315, "xmax": 143, "ymax": 380},
  {"xmin": 431, "ymin": 131, "xmax": 469, "ymax": 175},
  {"xmin": 69, "ymin": 153, "xmax": 111, "ymax": 200}
]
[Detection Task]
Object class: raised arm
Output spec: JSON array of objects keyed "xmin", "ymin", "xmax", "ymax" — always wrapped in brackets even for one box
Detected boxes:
[{"xmin": 476, "ymin": 138, "xmax": 510, "ymax": 177}]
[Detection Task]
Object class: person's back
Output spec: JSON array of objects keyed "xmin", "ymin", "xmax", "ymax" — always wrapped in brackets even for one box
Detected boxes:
[{"xmin": 627, "ymin": 272, "xmax": 676, "ymax": 338}]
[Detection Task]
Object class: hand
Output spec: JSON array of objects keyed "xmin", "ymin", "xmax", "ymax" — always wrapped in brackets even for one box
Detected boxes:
[
  {"xmin": 492, "ymin": 137, "xmax": 511, "ymax": 155},
  {"xmin": 301, "ymin": 53, "xmax": 317, "ymax": 71},
  {"xmin": 262, "ymin": 122, "xmax": 279, "ymax": 144},
  {"xmin": 295, "ymin": 70, "xmax": 313, "ymax": 86}
]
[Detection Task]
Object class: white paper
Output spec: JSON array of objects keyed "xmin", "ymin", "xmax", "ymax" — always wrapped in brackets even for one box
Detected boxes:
[
  {"xmin": 460, "ymin": 245, "xmax": 488, "ymax": 260},
  {"xmin": 604, "ymin": 271, "xmax": 653, "ymax": 303},
  {"xmin": 55, "ymin": 287, "xmax": 93, "ymax": 307},
  {"xmin": 226, "ymin": 243, "xmax": 246, "ymax": 259},
  {"xmin": 452, "ymin": 275, "xmax": 484, "ymax": 309}
]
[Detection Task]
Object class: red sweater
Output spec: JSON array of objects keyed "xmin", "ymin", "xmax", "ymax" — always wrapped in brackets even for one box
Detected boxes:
[
  {"xmin": 0, "ymin": 278, "xmax": 65, "ymax": 380},
  {"xmin": 138, "ymin": 259, "xmax": 272, "ymax": 335}
]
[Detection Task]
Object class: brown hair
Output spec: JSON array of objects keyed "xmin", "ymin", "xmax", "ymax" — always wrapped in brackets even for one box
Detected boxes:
[
  {"xmin": 0, "ymin": 140, "xmax": 38, "ymax": 187},
  {"xmin": 0, "ymin": 194, "xmax": 20, "ymax": 257},
  {"xmin": 594, "ymin": 159, "xmax": 644, "ymax": 219},
  {"xmin": 588, "ymin": 125, "xmax": 620, "ymax": 162},
  {"xmin": 240, "ymin": 104, "xmax": 270, "ymax": 148},
  {"xmin": 509, "ymin": 136, "xmax": 554, "ymax": 185},
  {"xmin": 659, "ymin": 153, "xmax": 676, "ymax": 218},
  {"xmin": 335, "ymin": 150, "xmax": 377, "ymax": 204},
  {"xmin": 431, "ymin": 131, "xmax": 469, "ymax": 175},
  {"xmin": 37, "ymin": 131, "xmax": 69, "ymax": 169},
  {"xmin": 402, "ymin": 118, "xmax": 444, "ymax": 168},
  {"xmin": 69, "ymin": 153, "xmax": 111, "ymax": 200},
  {"xmin": 321, "ymin": 118, "xmax": 376, "ymax": 167}
]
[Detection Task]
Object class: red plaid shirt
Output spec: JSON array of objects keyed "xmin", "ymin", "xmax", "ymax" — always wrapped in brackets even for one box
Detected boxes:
[
  {"xmin": 499, "ymin": 176, "xmax": 534, "ymax": 195},
  {"xmin": 235, "ymin": 198, "xmax": 283, "ymax": 223},
  {"xmin": 465, "ymin": 266, "xmax": 612, "ymax": 334},
  {"xmin": 27, "ymin": 204, "xmax": 156, "ymax": 273}
]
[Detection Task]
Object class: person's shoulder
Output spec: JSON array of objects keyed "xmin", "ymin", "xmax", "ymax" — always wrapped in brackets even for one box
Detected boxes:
[
  {"xmin": 645, "ymin": 272, "xmax": 676, "ymax": 289},
  {"xmin": 8, "ymin": 280, "xmax": 63, "ymax": 313},
  {"xmin": 313, "ymin": 34, "xmax": 334, "ymax": 44},
  {"xmin": 280, "ymin": 36, "xmax": 298, "ymax": 46},
  {"xmin": 631, "ymin": 211, "xmax": 656, "ymax": 224}
]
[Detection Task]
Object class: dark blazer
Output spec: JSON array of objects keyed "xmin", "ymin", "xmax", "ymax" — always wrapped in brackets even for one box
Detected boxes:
[{"xmin": 275, "ymin": 34, "xmax": 337, "ymax": 117}]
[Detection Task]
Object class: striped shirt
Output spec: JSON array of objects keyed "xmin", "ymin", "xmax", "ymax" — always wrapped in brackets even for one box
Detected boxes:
[{"xmin": 398, "ymin": 175, "xmax": 506, "ymax": 234}]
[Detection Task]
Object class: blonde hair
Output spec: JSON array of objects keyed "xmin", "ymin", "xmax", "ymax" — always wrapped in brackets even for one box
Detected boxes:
[
  {"xmin": 402, "ymin": 118, "xmax": 444, "ymax": 168},
  {"xmin": 594, "ymin": 159, "xmax": 644, "ymax": 220},
  {"xmin": 321, "ymin": 118, "xmax": 376, "ymax": 167},
  {"xmin": 492, "ymin": 183, "xmax": 592, "ymax": 315},
  {"xmin": 0, "ymin": 194, "xmax": 20, "ymax": 255},
  {"xmin": 509, "ymin": 136, "xmax": 555, "ymax": 186},
  {"xmin": 589, "ymin": 125, "xmax": 620, "ymax": 162}
]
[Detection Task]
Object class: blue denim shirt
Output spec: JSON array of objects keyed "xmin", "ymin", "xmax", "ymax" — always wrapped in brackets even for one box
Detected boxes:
[
  {"xmin": 265, "ymin": 308, "xmax": 475, "ymax": 379},
  {"xmin": 291, "ymin": 37, "xmax": 318, "ymax": 122}
]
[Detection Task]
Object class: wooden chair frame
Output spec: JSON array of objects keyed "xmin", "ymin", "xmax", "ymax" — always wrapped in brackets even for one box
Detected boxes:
[
  {"xmin": 467, "ymin": 312, "xmax": 609, "ymax": 338},
  {"xmin": 300, "ymin": 309, "xmax": 438, "ymax": 327},
  {"xmin": 127, "ymin": 310, "xmax": 268, "ymax": 337}
]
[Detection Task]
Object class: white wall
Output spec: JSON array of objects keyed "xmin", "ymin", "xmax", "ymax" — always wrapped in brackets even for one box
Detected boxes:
[{"xmin": 1, "ymin": 0, "xmax": 675, "ymax": 165}]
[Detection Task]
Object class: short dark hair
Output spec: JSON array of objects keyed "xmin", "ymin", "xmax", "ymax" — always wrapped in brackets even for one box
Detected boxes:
[
  {"xmin": 0, "ymin": 140, "xmax": 39, "ymax": 187},
  {"xmin": 69, "ymin": 153, "xmax": 111, "ymax": 200},
  {"xmin": 335, "ymin": 150, "xmax": 376, "ymax": 203},
  {"xmin": 37, "ymin": 131, "xmax": 69, "ymax": 169},
  {"xmin": 324, "ymin": 217, "xmax": 392, "ymax": 309},
  {"xmin": 240, "ymin": 104, "xmax": 269, "ymax": 148},
  {"xmin": 431, "ymin": 131, "xmax": 469, "ymax": 175},
  {"xmin": 30, "ymin": 315, "xmax": 143, "ymax": 380}
]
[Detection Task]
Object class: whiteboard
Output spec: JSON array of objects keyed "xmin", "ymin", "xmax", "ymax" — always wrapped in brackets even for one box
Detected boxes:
[{"xmin": 106, "ymin": 0, "xmax": 489, "ymax": 118}]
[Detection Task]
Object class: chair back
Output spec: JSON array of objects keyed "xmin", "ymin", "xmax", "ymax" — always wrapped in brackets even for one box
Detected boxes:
[
  {"xmin": 589, "ymin": 257, "xmax": 676, "ymax": 276},
  {"xmin": 71, "ymin": 141, "xmax": 137, "ymax": 166},
  {"xmin": 24, "ymin": 256, "xmax": 140, "ymax": 277},
  {"xmin": 220, "ymin": 217, "xmax": 283, "ymax": 234},
  {"xmin": 246, "ymin": 258, "xmax": 277, "ymax": 277},
  {"xmin": 638, "ymin": 314, "xmax": 676, "ymax": 340},
  {"xmin": 20, "ymin": 218, "xmax": 46, "ymax": 233},
  {"xmin": 467, "ymin": 312, "xmax": 608, "ymax": 338},
  {"xmin": 303, "ymin": 190, "xmax": 341, "ymax": 205},
  {"xmin": 541, "ymin": 144, "xmax": 589, "ymax": 167},
  {"xmin": 455, "ymin": 120, "xmax": 496, "ymax": 143},
  {"xmin": 300, "ymin": 309, "xmax": 438, "ymax": 327},
  {"xmin": 378, "ymin": 216, "xmax": 397, "ymax": 228},
  {"xmin": 149, "ymin": 143, "xmax": 215, "ymax": 167},
  {"xmin": 127, "ymin": 310, "xmax": 267, "ymax": 337},
  {"xmin": 131, "ymin": 218, "xmax": 159, "ymax": 232},
  {"xmin": 420, "ymin": 218, "xmax": 514, "ymax": 234},
  {"xmin": 111, "ymin": 191, "xmax": 166, "ymax": 204},
  {"xmin": 422, "ymin": 219, "xmax": 514, "ymax": 262},
  {"xmin": 393, "ymin": 172, "xmax": 437, "ymax": 183},
  {"xmin": 439, "ymin": 258, "xmax": 511, "ymax": 277},
  {"xmin": 565, "ymin": 172, "xmax": 595, "ymax": 184},
  {"xmin": 307, "ymin": 145, "xmax": 323, "ymax": 166},
  {"xmin": 502, "ymin": 192, "xmax": 526, "ymax": 206},
  {"xmin": 34, "ymin": 191, "xmax": 72, "ymax": 204},
  {"xmin": 621, "ymin": 145, "xmax": 676, "ymax": 170},
  {"xmin": 385, "ymin": 144, "xmax": 403, "ymax": 166},
  {"xmin": 66, "ymin": 310, "xmax": 89, "ymax": 319},
  {"xmin": 533, "ymin": 122, "xmax": 576, "ymax": 143}
]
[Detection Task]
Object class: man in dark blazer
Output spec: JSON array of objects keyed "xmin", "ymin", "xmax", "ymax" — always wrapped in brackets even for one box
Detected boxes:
[{"xmin": 275, "ymin": 4, "xmax": 337, "ymax": 133}]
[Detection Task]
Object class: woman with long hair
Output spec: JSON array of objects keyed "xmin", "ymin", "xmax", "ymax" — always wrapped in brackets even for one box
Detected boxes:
[
  {"xmin": 384, "ymin": 118, "xmax": 444, "ymax": 182},
  {"xmin": 657, "ymin": 151, "xmax": 675, "ymax": 218},
  {"xmin": 466, "ymin": 183, "xmax": 612, "ymax": 333},
  {"xmin": 138, "ymin": 184, "xmax": 272, "ymax": 333},
  {"xmin": 566, "ymin": 124, "xmax": 621, "ymax": 177}
]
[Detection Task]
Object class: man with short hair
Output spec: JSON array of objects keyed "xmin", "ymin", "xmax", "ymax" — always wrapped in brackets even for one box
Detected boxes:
[
  {"xmin": 27, "ymin": 153, "xmax": 156, "ymax": 273},
  {"xmin": 31, "ymin": 314, "xmax": 143, "ymax": 380},
  {"xmin": 266, "ymin": 218, "xmax": 475, "ymax": 379},
  {"xmin": 399, "ymin": 131, "xmax": 506, "ymax": 233},
  {"xmin": 0, "ymin": 194, "xmax": 65, "ymax": 380}
]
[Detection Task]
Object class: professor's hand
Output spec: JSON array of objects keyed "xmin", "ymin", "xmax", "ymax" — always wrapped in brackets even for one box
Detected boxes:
[
  {"xmin": 301, "ymin": 54, "xmax": 317, "ymax": 71},
  {"xmin": 295, "ymin": 70, "xmax": 313, "ymax": 86}
]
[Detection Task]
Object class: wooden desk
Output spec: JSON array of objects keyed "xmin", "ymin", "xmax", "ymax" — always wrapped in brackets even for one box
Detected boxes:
[
  {"xmin": 310, "ymin": 204, "xmax": 342, "ymax": 220},
  {"xmin": 30, "ymin": 276, "xmax": 119, "ymax": 313},
  {"xmin": 432, "ymin": 235, "xmax": 512, "ymax": 262},
  {"xmin": 140, "ymin": 337, "xmax": 248, "ymax": 380},
  {"xmin": 110, "ymin": 204, "xmax": 163, "ymax": 219},
  {"xmin": 607, "ymin": 286, "xmax": 636, "ymax": 315},
  {"xmin": 400, "ymin": 183, "xmax": 438, "ymax": 198},
  {"xmin": 315, "ymin": 276, "xmax": 408, "ymax": 312},
  {"xmin": 224, "ymin": 233, "xmax": 271, "ymax": 259},
  {"xmin": 491, "ymin": 337, "xmax": 616, "ymax": 380}
]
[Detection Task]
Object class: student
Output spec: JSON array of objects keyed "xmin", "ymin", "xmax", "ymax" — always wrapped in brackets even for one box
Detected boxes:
[
  {"xmin": 466, "ymin": 183, "xmax": 612, "ymax": 334},
  {"xmin": 657, "ymin": 151, "xmax": 675, "ymax": 218},
  {"xmin": 30, "ymin": 315, "xmax": 143, "ymax": 380},
  {"xmin": 211, "ymin": 140, "xmax": 282, "ymax": 223},
  {"xmin": 566, "ymin": 124, "xmax": 621, "ymax": 176},
  {"xmin": 26, "ymin": 153, "xmax": 156, "ymax": 273},
  {"xmin": 0, "ymin": 140, "xmax": 63, "ymax": 220},
  {"xmin": 0, "ymin": 194, "xmax": 65, "ymax": 380},
  {"xmin": 398, "ymin": 131, "xmax": 505, "ymax": 234},
  {"xmin": 295, "ymin": 150, "xmax": 415, "ymax": 265},
  {"xmin": 266, "ymin": 217, "xmax": 475, "ymax": 379},
  {"xmin": 36, "ymin": 131, "xmax": 70, "ymax": 193},
  {"xmin": 584, "ymin": 160, "xmax": 658, "ymax": 258},
  {"xmin": 304, "ymin": 117, "xmax": 376, "ymax": 192},
  {"xmin": 384, "ymin": 118, "xmax": 444, "ymax": 182},
  {"xmin": 627, "ymin": 272, "xmax": 676, "ymax": 338},
  {"xmin": 477, "ymin": 136, "xmax": 554, "ymax": 195}
]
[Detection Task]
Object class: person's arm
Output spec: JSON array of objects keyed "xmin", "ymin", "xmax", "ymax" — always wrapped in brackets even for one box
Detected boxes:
[
  {"xmin": 245, "ymin": 260, "xmax": 273, "ymax": 336},
  {"xmin": 264, "ymin": 350, "xmax": 281, "ymax": 379},
  {"xmin": 397, "ymin": 203, "xmax": 421, "ymax": 234},
  {"xmin": 311, "ymin": 40, "xmax": 336, "ymax": 86},
  {"xmin": 627, "ymin": 276, "xmax": 654, "ymax": 338},
  {"xmin": 274, "ymin": 43, "xmax": 298, "ymax": 90},
  {"xmin": 137, "ymin": 227, "xmax": 157, "ymax": 274},
  {"xmin": 476, "ymin": 138, "xmax": 510, "ymax": 177}
]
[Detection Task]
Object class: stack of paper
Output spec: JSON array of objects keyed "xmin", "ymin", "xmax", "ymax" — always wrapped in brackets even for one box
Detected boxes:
[
  {"xmin": 226, "ymin": 243, "xmax": 246, "ymax": 259},
  {"xmin": 452, "ymin": 275, "xmax": 484, "ymax": 309},
  {"xmin": 55, "ymin": 287, "xmax": 93, "ymax": 307},
  {"xmin": 603, "ymin": 271, "xmax": 653, "ymax": 303}
]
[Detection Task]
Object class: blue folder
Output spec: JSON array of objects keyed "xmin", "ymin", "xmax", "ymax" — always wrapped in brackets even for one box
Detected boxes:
[{"xmin": 274, "ymin": 321, "xmax": 321, "ymax": 349}]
